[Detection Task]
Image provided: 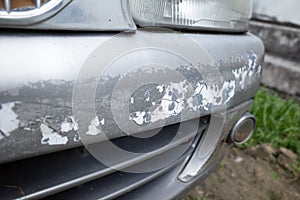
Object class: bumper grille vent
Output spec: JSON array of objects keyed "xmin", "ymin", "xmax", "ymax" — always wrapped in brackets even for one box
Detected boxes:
[{"xmin": 0, "ymin": 117, "xmax": 208, "ymax": 199}]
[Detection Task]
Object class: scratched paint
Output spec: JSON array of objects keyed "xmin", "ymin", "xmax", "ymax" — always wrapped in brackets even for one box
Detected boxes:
[
  {"xmin": 0, "ymin": 102, "xmax": 20, "ymax": 137},
  {"xmin": 40, "ymin": 123, "xmax": 68, "ymax": 145}
]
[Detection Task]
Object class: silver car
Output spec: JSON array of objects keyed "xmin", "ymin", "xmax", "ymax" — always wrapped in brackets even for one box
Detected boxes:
[{"xmin": 0, "ymin": 0, "xmax": 264, "ymax": 199}]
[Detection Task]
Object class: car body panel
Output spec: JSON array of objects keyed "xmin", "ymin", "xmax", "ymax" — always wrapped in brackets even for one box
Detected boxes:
[{"xmin": 0, "ymin": 31, "xmax": 264, "ymax": 164}]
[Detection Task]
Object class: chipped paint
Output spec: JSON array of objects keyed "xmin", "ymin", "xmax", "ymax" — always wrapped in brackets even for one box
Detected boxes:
[
  {"xmin": 129, "ymin": 79, "xmax": 237, "ymax": 125},
  {"xmin": 61, "ymin": 116, "xmax": 78, "ymax": 133},
  {"xmin": 187, "ymin": 80, "xmax": 236, "ymax": 111},
  {"xmin": 40, "ymin": 123, "xmax": 68, "ymax": 145},
  {"xmin": 130, "ymin": 97, "xmax": 134, "ymax": 104},
  {"xmin": 129, "ymin": 111, "xmax": 147, "ymax": 125},
  {"xmin": 156, "ymin": 85, "xmax": 164, "ymax": 93},
  {"xmin": 128, "ymin": 52, "xmax": 261, "ymax": 126},
  {"xmin": 232, "ymin": 52, "xmax": 261, "ymax": 90},
  {"xmin": 151, "ymin": 81, "xmax": 189, "ymax": 123},
  {"xmin": 60, "ymin": 116, "xmax": 81, "ymax": 142},
  {"xmin": 0, "ymin": 102, "xmax": 20, "ymax": 137},
  {"xmin": 86, "ymin": 116, "xmax": 102, "ymax": 136},
  {"xmin": 99, "ymin": 118, "xmax": 105, "ymax": 125}
]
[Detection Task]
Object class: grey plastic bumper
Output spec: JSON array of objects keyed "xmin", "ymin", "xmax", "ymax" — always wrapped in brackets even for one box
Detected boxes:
[{"xmin": 0, "ymin": 31, "xmax": 264, "ymax": 164}]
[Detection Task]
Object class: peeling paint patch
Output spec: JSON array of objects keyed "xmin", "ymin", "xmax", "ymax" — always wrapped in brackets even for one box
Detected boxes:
[
  {"xmin": 187, "ymin": 80, "xmax": 236, "ymax": 111},
  {"xmin": 61, "ymin": 116, "xmax": 78, "ymax": 133},
  {"xmin": 233, "ymin": 66, "xmax": 247, "ymax": 89},
  {"xmin": 232, "ymin": 52, "xmax": 260, "ymax": 90},
  {"xmin": 40, "ymin": 123, "xmax": 68, "ymax": 145},
  {"xmin": 129, "ymin": 111, "xmax": 151, "ymax": 125},
  {"xmin": 151, "ymin": 81, "xmax": 188, "ymax": 123},
  {"xmin": 127, "ymin": 52, "xmax": 260, "ymax": 126},
  {"xmin": 130, "ymin": 97, "xmax": 134, "ymax": 104},
  {"xmin": 156, "ymin": 85, "xmax": 164, "ymax": 93},
  {"xmin": 99, "ymin": 118, "xmax": 105, "ymax": 125},
  {"xmin": 0, "ymin": 102, "xmax": 20, "ymax": 137},
  {"xmin": 86, "ymin": 116, "xmax": 102, "ymax": 136},
  {"xmin": 60, "ymin": 116, "xmax": 80, "ymax": 142},
  {"xmin": 129, "ymin": 79, "xmax": 236, "ymax": 125}
]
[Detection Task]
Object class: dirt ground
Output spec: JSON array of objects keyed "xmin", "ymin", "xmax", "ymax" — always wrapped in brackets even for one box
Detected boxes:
[{"xmin": 185, "ymin": 144, "xmax": 300, "ymax": 200}]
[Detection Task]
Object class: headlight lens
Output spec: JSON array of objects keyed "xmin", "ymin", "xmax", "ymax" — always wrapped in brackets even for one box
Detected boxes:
[{"xmin": 130, "ymin": 0, "xmax": 252, "ymax": 32}]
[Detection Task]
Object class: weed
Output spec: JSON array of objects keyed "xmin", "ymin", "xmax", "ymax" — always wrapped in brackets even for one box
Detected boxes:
[{"xmin": 244, "ymin": 89, "xmax": 300, "ymax": 158}]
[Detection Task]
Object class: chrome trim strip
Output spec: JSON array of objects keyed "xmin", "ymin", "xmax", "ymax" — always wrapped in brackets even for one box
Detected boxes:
[
  {"xmin": 35, "ymin": 0, "xmax": 42, "ymax": 8},
  {"xmin": 178, "ymin": 101, "xmax": 254, "ymax": 182},
  {"xmin": 3, "ymin": 0, "xmax": 11, "ymax": 13},
  {"xmin": 230, "ymin": 112, "xmax": 256, "ymax": 145}
]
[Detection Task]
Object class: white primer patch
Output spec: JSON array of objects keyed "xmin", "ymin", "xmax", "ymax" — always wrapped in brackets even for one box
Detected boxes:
[
  {"xmin": 128, "ymin": 53, "xmax": 261, "ymax": 125},
  {"xmin": 156, "ymin": 85, "xmax": 164, "ymax": 93},
  {"xmin": 187, "ymin": 80, "xmax": 236, "ymax": 111},
  {"xmin": 61, "ymin": 116, "xmax": 79, "ymax": 133},
  {"xmin": 232, "ymin": 53, "xmax": 259, "ymax": 90},
  {"xmin": 99, "ymin": 118, "xmax": 105, "ymax": 125},
  {"xmin": 40, "ymin": 123, "xmax": 68, "ymax": 145},
  {"xmin": 0, "ymin": 102, "xmax": 20, "ymax": 137},
  {"xmin": 129, "ymin": 79, "xmax": 236, "ymax": 125},
  {"xmin": 86, "ymin": 116, "xmax": 102, "ymax": 136},
  {"xmin": 233, "ymin": 66, "xmax": 248, "ymax": 90},
  {"xmin": 130, "ymin": 97, "xmax": 134, "ymax": 104},
  {"xmin": 151, "ymin": 81, "xmax": 188, "ymax": 123},
  {"xmin": 129, "ymin": 111, "xmax": 146, "ymax": 125}
]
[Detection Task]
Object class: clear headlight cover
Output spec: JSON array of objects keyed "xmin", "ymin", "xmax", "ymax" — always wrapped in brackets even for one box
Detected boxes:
[{"xmin": 130, "ymin": 0, "xmax": 252, "ymax": 32}]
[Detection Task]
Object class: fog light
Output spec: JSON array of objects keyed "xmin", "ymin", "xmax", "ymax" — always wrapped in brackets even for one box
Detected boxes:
[{"xmin": 230, "ymin": 112, "xmax": 256, "ymax": 145}]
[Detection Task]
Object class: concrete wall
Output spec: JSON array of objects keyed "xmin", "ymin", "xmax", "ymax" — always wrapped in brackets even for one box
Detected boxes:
[
  {"xmin": 253, "ymin": 0, "xmax": 300, "ymax": 26},
  {"xmin": 251, "ymin": 1, "xmax": 300, "ymax": 96}
]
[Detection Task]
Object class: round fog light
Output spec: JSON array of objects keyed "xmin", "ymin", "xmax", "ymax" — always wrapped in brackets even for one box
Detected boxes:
[{"xmin": 230, "ymin": 112, "xmax": 256, "ymax": 145}]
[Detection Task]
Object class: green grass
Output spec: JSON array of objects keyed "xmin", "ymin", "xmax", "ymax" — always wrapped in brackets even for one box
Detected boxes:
[
  {"xmin": 268, "ymin": 171, "xmax": 281, "ymax": 180},
  {"xmin": 246, "ymin": 89, "xmax": 300, "ymax": 157}
]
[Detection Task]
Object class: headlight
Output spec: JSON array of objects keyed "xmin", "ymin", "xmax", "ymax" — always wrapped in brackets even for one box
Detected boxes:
[{"xmin": 130, "ymin": 0, "xmax": 252, "ymax": 32}]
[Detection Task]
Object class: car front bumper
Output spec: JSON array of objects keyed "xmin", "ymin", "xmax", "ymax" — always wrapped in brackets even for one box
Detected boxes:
[{"xmin": 0, "ymin": 30, "xmax": 264, "ymax": 199}]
